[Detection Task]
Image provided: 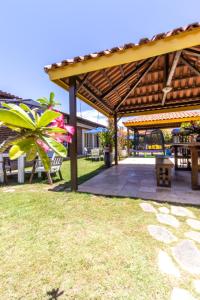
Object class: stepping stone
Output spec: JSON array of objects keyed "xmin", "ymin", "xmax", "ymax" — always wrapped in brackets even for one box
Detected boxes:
[
  {"xmin": 158, "ymin": 250, "xmax": 180, "ymax": 277},
  {"xmin": 171, "ymin": 288, "xmax": 197, "ymax": 300},
  {"xmin": 171, "ymin": 206, "xmax": 195, "ymax": 218},
  {"xmin": 156, "ymin": 213, "xmax": 180, "ymax": 228},
  {"xmin": 159, "ymin": 207, "xmax": 169, "ymax": 214},
  {"xmin": 148, "ymin": 225, "xmax": 177, "ymax": 244},
  {"xmin": 187, "ymin": 219, "xmax": 200, "ymax": 230},
  {"xmin": 172, "ymin": 240, "xmax": 200, "ymax": 274},
  {"xmin": 3, "ymin": 188, "xmax": 15, "ymax": 193},
  {"xmin": 139, "ymin": 203, "xmax": 156, "ymax": 213},
  {"xmin": 193, "ymin": 280, "xmax": 200, "ymax": 294},
  {"xmin": 185, "ymin": 231, "xmax": 200, "ymax": 243}
]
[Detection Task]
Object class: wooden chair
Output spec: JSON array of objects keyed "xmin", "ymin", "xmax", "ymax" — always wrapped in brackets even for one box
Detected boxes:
[
  {"xmin": 0, "ymin": 157, "xmax": 8, "ymax": 184},
  {"xmin": 29, "ymin": 155, "xmax": 63, "ymax": 185}
]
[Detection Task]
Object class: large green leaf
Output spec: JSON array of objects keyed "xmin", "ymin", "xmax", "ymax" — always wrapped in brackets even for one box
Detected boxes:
[
  {"xmin": 36, "ymin": 144, "xmax": 50, "ymax": 171},
  {"xmin": 42, "ymin": 136, "xmax": 67, "ymax": 157},
  {"xmin": 37, "ymin": 110, "xmax": 61, "ymax": 127},
  {"xmin": 2, "ymin": 103, "xmax": 36, "ymax": 129},
  {"xmin": 26, "ymin": 144, "xmax": 37, "ymax": 161},
  {"xmin": 44, "ymin": 127, "xmax": 66, "ymax": 133},
  {"xmin": 9, "ymin": 138, "xmax": 35, "ymax": 160},
  {"xmin": 0, "ymin": 109, "xmax": 35, "ymax": 130}
]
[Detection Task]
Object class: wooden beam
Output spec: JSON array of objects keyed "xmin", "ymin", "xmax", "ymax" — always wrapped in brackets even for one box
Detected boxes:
[
  {"xmin": 118, "ymin": 103, "xmax": 200, "ymax": 117},
  {"xmin": 183, "ymin": 48, "xmax": 200, "ymax": 58},
  {"xmin": 76, "ymin": 77, "xmax": 113, "ymax": 114},
  {"xmin": 114, "ymin": 113, "xmax": 118, "ymax": 165},
  {"xmin": 76, "ymin": 73, "xmax": 89, "ymax": 92},
  {"xmin": 162, "ymin": 51, "xmax": 182, "ymax": 105},
  {"xmin": 101, "ymin": 59, "xmax": 149, "ymax": 99},
  {"xmin": 101, "ymin": 69, "xmax": 121, "ymax": 101},
  {"xmin": 47, "ymin": 27, "xmax": 200, "ymax": 80},
  {"xmin": 181, "ymin": 55, "xmax": 200, "ymax": 76},
  {"xmin": 115, "ymin": 56, "xmax": 159, "ymax": 111},
  {"xmin": 163, "ymin": 54, "xmax": 169, "ymax": 87},
  {"xmin": 69, "ymin": 76, "xmax": 78, "ymax": 192},
  {"xmin": 118, "ymin": 97, "xmax": 200, "ymax": 113}
]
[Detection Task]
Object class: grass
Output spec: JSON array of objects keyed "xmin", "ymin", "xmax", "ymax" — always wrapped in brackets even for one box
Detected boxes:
[{"xmin": 1, "ymin": 158, "xmax": 200, "ymax": 299}]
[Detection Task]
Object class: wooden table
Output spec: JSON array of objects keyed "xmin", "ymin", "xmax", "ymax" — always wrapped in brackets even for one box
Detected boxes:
[
  {"xmin": 0, "ymin": 153, "xmax": 25, "ymax": 184},
  {"xmin": 172, "ymin": 143, "xmax": 200, "ymax": 190}
]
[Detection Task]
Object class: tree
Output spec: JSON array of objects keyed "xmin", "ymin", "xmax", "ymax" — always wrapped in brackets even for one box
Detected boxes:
[{"xmin": 0, "ymin": 102, "xmax": 73, "ymax": 171}]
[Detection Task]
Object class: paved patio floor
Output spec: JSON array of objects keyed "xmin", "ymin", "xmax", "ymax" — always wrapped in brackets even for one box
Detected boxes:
[{"xmin": 79, "ymin": 157, "xmax": 200, "ymax": 205}]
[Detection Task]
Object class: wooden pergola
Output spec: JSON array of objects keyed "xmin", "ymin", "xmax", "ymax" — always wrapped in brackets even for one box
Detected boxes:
[{"xmin": 44, "ymin": 22, "xmax": 200, "ymax": 191}]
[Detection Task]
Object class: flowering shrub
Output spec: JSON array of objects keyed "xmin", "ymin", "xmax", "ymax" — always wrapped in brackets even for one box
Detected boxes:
[{"xmin": 0, "ymin": 94, "xmax": 74, "ymax": 171}]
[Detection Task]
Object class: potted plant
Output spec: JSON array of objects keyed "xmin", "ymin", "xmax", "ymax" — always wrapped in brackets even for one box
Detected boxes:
[
  {"xmin": 118, "ymin": 127, "xmax": 128, "ymax": 158},
  {"xmin": 98, "ymin": 122, "xmax": 114, "ymax": 167}
]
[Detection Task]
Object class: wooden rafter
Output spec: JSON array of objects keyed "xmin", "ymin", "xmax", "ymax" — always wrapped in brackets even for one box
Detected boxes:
[
  {"xmin": 118, "ymin": 98, "xmax": 200, "ymax": 113},
  {"xmin": 181, "ymin": 54, "xmax": 200, "ymax": 76},
  {"xmin": 101, "ymin": 59, "xmax": 149, "ymax": 99},
  {"xmin": 162, "ymin": 51, "xmax": 182, "ymax": 105},
  {"xmin": 101, "ymin": 69, "xmax": 121, "ymax": 101},
  {"xmin": 183, "ymin": 48, "xmax": 200, "ymax": 58},
  {"xmin": 76, "ymin": 74, "xmax": 89, "ymax": 92},
  {"xmin": 115, "ymin": 56, "xmax": 159, "ymax": 111},
  {"xmin": 76, "ymin": 77, "xmax": 113, "ymax": 114}
]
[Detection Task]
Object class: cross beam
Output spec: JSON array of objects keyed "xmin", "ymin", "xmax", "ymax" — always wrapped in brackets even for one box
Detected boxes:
[
  {"xmin": 181, "ymin": 55, "xmax": 200, "ymax": 76},
  {"xmin": 162, "ymin": 51, "xmax": 182, "ymax": 105},
  {"xmin": 115, "ymin": 56, "xmax": 159, "ymax": 111}
]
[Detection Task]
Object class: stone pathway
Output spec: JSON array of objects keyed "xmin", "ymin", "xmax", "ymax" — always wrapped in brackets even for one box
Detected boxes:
[
  {"xmin": 139, "ymin": 201, "xmax": 200, "ymax": 299},
  {"xmin": 187, "ymin": 219, "xmax": 200, "ymax": 230},
  {"xmin": 148, "ymin": 225, "xmax": 177, "ymax": 244},
  {"xmin": 158, "ymin": 207, "xmax": 169, "ymax": 214},
  {"xmin": 171, "ymin": 288, "xmax": 197, "ymax": 300},
  {"xmin": 139, "ymin": 202, "xmax": 156, "ymax": 213},
  {"xmin": 156, "ymin": 213, "xmax": 180, "ymax": 228},
  {"xmin": 158, "ymin": 250, "xmax": 180, "ymax": 277}
]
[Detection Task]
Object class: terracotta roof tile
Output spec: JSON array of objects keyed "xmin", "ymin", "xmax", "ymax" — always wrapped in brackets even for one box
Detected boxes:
[
  {"xmin": 44, "ymin": 22, "xmax": 200, "ymax": 72},
  {"xmin": 0, "ymin": 90, "xmax": 20, "ymax": 99},
  {"xmin": 123, "ymin": 111, "xmax": 200, "ymax": 125}
]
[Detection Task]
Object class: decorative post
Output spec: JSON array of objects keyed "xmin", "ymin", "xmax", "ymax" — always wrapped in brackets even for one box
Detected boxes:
[
  {"xmin": 127, "ymin": 127, "xmax": 130, "ymax": 157},
  {"xmin": 114, "ymin": 113, "xmax": 118, "ymax": 165},
  {"xmin": 69, "ymin": 76, "xmax": 78, "ymax": 191}
]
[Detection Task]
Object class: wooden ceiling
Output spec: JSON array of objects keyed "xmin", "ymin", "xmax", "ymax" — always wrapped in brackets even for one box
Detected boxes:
[{"xmin": 45, "ymin": 23, "xmax": 200, "ymax": 117}]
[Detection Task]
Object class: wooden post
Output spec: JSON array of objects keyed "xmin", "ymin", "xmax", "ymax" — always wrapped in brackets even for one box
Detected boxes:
[
  {"xmin": 114, "ymin": 113, "xmax": 118, "ymax": 165},
  {"xmin": 69, "ymin": 76, "xmax": 78, "ymax": 191},
  {"xmin": 127, "ymin": 128, "xmax": 130, "ymax": 157}
]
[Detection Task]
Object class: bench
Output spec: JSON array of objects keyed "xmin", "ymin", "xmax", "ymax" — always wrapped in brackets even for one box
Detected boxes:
[{"xmin": 155, "ymin": 156, "xmax": 174, "ymax": 187}]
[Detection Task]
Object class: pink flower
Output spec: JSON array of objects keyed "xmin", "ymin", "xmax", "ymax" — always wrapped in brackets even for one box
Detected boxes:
[
  {"xmin": 37, "ymin": 139, "xmax": 50, "ymax": 152},
  {"xmin": 64, "ymin": 125, "xmax": 75, "ymax": 135}
]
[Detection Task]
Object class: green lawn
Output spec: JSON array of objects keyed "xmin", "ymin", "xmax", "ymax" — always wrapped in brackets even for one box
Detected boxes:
[{"xmin": 1, "ymin": 158, "xmax": 200, "ymax": 299}]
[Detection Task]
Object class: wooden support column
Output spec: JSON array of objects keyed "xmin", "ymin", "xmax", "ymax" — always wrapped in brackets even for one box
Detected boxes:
[
  {"xmin": 127, "ymin": 128, "xmax": 130, "ymax": 157},
  {"xmin": 114, "ymin": 113, "xmax": 118, "ymax": 165},
  {"xmin": 69, "ymin": 76, "xmax": 78, "ymax": 191}
]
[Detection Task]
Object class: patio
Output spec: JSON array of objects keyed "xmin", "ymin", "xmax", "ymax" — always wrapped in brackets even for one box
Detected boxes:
[{"xmin": 79, "ymin": 157, "xmax": 200, "ymax": 205}]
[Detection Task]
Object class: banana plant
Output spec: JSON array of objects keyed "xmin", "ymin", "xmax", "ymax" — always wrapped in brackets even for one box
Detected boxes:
[
  {"xmin": 37, "ymin": 92, "xmax": 60, "ymax": 109},
  {"xmin": 0, "ymin": 102, "xmax": 68, "ymax": 171}
]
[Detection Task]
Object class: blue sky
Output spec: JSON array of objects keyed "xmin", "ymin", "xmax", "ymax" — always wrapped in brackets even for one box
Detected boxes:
[{"xmin": 0, "ymin": 0, "xmax": 200, "ymax": 124}]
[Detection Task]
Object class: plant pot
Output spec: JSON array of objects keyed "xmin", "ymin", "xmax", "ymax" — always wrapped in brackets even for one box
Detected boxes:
[{"xmin": 104, "ymin": 147, "xmax": 112, "ymax": 167}]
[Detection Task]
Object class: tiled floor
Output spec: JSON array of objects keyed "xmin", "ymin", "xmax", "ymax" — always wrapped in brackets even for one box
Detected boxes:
[{"xmin": 79, "ymin": 157, "xmax": 200, "ymax": 205}]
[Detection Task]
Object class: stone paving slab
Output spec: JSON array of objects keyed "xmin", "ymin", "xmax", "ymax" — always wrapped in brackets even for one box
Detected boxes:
[
  {"xmin": 139, "ymin": 203, "xmax": 156, "ymax": 213},
  {"xmin": 187, "ymin": 219, "xmax": 200, "ymax": 231},
  {"xmin": 185, "ymin": 231, "xmax": 200, "ymax": 243},
  {"xmin": 158, "ymin": 250, "xmax": 180, "ymax": 277},
  {"xmin": 78, "ymin": 158, "xmax": 200, "ymax": 205},
  {"xmin": 172, "ymin": 240, "xmax": 200, "ymax": 274},
  {"xmin": 171, "ymin": 288, "xmax": 197, "ymax": 300},
  {"xmin": 148, "ymin": 225, "xmax": 177, "ymax": 244},
  {"xmin": 156, "ymin": 213, "xmax": 180, "ymax": 228},
  {"xmin": 171, "ymin": 206, "xmax": 195, "ymax": 218},
  {"xmin": 158, "ymin": 207, "xmax": 169, "ymax": 214}
]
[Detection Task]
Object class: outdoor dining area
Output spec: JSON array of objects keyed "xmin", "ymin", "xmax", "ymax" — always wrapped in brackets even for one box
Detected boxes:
[{"xmin": 44, "ymin": 22, "xmax": 200, "ymax": 204}]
